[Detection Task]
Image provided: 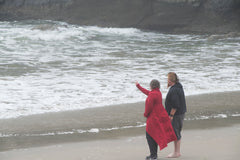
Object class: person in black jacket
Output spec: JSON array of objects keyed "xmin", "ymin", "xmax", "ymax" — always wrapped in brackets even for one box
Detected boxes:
[{"xmin": 165, "ymin": 72, "xmax": 186, "ymax": 158}]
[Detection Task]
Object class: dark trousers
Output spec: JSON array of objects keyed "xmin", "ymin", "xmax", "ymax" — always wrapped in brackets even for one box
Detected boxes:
[{"xmin": 146, "ymin": 132, "xmax": 158, "ymax": 158}]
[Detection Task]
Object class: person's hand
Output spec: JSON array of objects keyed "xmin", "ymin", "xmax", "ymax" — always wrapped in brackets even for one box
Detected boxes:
[
  {"xmin": 135, "ymin": 81, "xmax": 139, "ymax": 86},
  {"xmin": 169, "ymin": 116, "xmax": 173, "ymax": 121}
]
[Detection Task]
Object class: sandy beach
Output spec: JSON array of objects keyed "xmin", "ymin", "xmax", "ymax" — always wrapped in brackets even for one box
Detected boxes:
[
  {"xmin": 0, "ymin": 91, "xmax": 240, "ymax": 160},
  {"xmin": 1, "ymin": 124, "xmax": 240, "ymax": 160}
]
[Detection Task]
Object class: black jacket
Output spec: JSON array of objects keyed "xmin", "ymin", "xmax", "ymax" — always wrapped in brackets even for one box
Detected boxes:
[{"xmin": 165, "ymin": 82, "xmax": 187, "ymax": 115}]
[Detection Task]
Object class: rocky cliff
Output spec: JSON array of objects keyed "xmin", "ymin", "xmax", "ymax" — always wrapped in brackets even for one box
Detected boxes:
[{"xmin": 0, "ymin": 0, "xmax": 239, "ymax": 34}]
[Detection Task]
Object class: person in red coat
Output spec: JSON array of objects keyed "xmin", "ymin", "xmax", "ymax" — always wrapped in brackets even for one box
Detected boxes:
[{"xmin": 136, "ymin": 79, "xmax": 177, "ymax": 160}]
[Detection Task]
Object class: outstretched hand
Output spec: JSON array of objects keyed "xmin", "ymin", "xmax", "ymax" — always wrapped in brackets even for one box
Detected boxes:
[{"xmin": 135, "ymin": 81, "xmax": 139, "ymax": 86}]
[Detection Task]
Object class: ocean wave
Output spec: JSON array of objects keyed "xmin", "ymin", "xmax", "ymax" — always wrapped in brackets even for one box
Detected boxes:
[{"xmin": 0, "ymin": 20, "xmax": 240, "ymax": 119}]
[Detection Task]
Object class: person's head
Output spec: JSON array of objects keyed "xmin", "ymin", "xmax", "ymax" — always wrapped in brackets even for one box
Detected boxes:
[
  {"xmin": 167, "ymin": 72, "xmax": 179, "ymax": 87},
  {"xmin": 150, "ymin": 79, "xmax": 160, "ymax": 90}
]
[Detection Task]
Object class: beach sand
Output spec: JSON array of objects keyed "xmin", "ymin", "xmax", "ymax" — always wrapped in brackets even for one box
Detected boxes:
[
  {"xmin": 1, "ymin": 124, "xmax": 240, "ymax": 160},
  {"xmin": 0, "ymin": 91, "xmax": 240, "ymax": 159}
]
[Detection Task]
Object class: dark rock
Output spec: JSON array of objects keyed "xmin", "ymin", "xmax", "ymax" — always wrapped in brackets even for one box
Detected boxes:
[
  {"xmin": 0, "ymin": 0, "xmax": 239, "ymax": 34},
  {"xmin": 0, "ymin": 0, "xmax": 4, "ymax": 5}
]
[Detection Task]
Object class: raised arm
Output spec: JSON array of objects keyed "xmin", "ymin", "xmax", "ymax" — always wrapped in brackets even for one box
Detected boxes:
[{"xmin": 136, "ymin": 82, "xmax": 150, "ymax": 95}]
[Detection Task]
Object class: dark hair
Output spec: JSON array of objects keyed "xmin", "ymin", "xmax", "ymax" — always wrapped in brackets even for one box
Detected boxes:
[
  {"xmin": 150, "ymin": 79, "xmax": 160, "ymax": 89},
  {"xmin": 168, "ymin": 72, "xmax": 179, "ymax": 83}
]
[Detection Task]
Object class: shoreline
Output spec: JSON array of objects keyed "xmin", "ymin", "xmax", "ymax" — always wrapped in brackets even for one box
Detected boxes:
[
  {"xmin": 0, "ymin": 91, "xmax": 240, "ymax": 152},
  {"xmin": 1, "ymin": 90, "xmax": 240, "ymax": 120},
  {"xmin": 1, "ymin": 124, "xmax": 240, "ymax": 160}
]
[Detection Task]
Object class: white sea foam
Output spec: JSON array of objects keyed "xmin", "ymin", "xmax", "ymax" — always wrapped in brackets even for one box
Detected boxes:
[
  {"xmin": 2, "ymin": 112, "xmax": 240, "ymax": 137},
  {"xmin": 88, "ymin": 128, "xmax": 100, "ymax": 133},
  {"xmin": 232, "ymin": 114, "xmax": 240, "ymax": 117},
  {"xmin": 0, "ymin": 122, "xmax": 147, "ymax": 138},
  {"xmin": 0, "ymin": 20, "xmax": 240, "ymax": 119},
  {"xmin": 184, "ymin": 113, "xmax": 240, "ymax": 121}
]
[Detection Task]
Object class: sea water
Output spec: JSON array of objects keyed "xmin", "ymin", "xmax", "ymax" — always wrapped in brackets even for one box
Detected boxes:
[{"xmin": 0, "ymin": 20, "xmax": 239, "ymax": 119}]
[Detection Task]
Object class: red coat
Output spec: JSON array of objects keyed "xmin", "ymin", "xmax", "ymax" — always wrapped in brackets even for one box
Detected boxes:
[{"xmin": 137, "ymin": 84, "xmax": 177, "ymax": 150}]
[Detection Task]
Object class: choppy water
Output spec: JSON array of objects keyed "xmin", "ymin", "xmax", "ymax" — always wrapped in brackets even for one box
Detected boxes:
[{"xmin": 0, "ymin": 20, "xmax": 240, "ymax": 119}]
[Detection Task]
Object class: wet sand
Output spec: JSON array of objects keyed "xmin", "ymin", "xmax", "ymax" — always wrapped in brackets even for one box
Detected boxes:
[
  {"xmin": 0, "ymin": 91, "xmax": 240, "ymax": 159},
  {"xmin": 1, "ymin": 124, "xmax": 240, "ymax": 160}
]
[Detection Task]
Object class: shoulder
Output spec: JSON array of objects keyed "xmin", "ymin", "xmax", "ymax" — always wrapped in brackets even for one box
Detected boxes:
[
  {"xmin": 168, "ymin": 86, "xmax": 179, "ymax": 96},
  {"xmin": 169, "ymin": 86, "xmax": 176, "ymax": 93},
  {"xmin": 149, "ymin": 90, "xmax": 161, "ymax": 98},
  {"xmin": 149, "ymin": 90, "xmax": 159, "ymax": 95}
]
